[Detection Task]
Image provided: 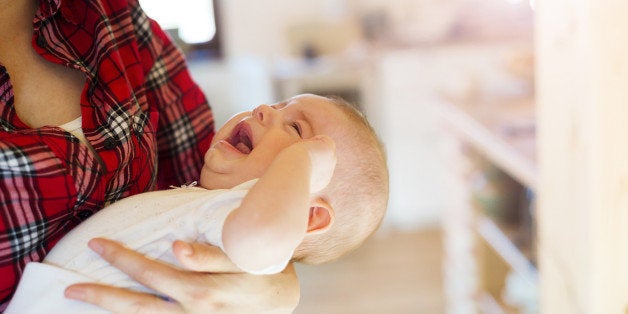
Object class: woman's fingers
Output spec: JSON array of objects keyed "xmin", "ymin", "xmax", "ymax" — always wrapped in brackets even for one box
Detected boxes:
[
  {"xmin": 86, "ymin": 238, "xmax": 191, "ymax": 300},
  {"xmin": 80, "ymin": 238, "xmax": 301, "ymax": 312},
  {"xmin": 65, "ymin": 283, "xmax": 182, "ymax": 314},
  {"xmin": 172, "ymin": 240, "xmax": 240, "ymax": 272}
]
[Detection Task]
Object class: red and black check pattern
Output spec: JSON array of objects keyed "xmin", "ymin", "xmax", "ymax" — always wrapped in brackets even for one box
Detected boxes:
[{"xmin": 0, "ymin": 0, "xmax": 214, "ymax": 307}]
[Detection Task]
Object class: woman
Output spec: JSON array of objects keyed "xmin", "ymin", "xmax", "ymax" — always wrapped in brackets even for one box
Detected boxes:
[{"xmin": 0, "ymin": 0, "xmax": 298, "ymax": 312}]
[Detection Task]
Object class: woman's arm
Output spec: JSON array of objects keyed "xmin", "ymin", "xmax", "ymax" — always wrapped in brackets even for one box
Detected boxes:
[{"xmin": 134, "ymin": 0, "xmax": 214, "ymax": 189}]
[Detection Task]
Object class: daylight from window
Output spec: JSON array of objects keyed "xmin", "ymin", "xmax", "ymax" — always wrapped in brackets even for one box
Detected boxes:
[{"xmin": 139, "ymin": 0, "xmax": 216, "ymax": 44}]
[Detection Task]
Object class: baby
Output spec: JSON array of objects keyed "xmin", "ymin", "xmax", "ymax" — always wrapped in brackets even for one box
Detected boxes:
[{"xmin": 6, "ymin": 94, "xmax": 389, "ymax": 313}]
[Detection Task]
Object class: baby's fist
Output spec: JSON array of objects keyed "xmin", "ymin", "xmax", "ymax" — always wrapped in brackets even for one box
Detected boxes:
[{"xmin": 302, "ymin": 135, "xmax": 336, "ymax": 193}]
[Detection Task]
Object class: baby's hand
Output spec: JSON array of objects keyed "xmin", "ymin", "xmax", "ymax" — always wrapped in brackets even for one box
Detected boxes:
[{"xmin": 300, "ymin": 135, "xmax": 337, "ymax": 193}]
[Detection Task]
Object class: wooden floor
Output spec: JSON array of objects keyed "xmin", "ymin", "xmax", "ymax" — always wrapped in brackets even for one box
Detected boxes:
[{"xmin": 294, "ymin": 227, "xmax": 445, "ymax": 314}]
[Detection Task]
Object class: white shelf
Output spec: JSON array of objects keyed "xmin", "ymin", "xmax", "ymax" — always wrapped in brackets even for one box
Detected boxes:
[
  {"xmin": 477, "ymin": 292, "xmax": 507, "ymax": 314},
  {"xmin": 435, "ymin": 99, "xmax": 537, "ymax": 190},
  {"xmin": 439, "ymin": 96, "xmax": 538, "ymax": 314},
  {"xmin": 476, "ymin": 216, "xmax": 538, "ymax": 288}
]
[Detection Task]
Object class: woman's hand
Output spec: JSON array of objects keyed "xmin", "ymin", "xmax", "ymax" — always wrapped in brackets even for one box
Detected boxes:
[{"xmin": 65, "ymin": 238, "xmax": 300, "ymax": 313}]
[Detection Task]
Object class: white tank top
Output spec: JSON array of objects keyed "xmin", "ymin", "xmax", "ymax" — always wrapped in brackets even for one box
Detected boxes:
[
  {"xmin": 58, "ymin": 117, "xmax": 99, "ymax": 158},
  {"xmin": 58, "ymin": 116, "xmax": 87, "ymax": 144}
]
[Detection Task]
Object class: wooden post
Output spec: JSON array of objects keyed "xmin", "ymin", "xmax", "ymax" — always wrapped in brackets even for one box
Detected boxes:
[{"xmin": 536, "ymin": 0, "xmax": 628, "ymax": 313}]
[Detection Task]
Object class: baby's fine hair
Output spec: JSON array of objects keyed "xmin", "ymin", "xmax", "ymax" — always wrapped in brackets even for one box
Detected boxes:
[{"xmin": 295, "ymin": 96, "xmax": 389, "ymax": 265}]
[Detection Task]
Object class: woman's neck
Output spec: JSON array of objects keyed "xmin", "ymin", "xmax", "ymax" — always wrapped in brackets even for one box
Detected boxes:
[
  {"xmin": 0, "ymin": 0, "xmax": 36, "ymax": 45},
  {"xmin": 0, "ymin": 0, "xmax": 37, "ymax": 61}
]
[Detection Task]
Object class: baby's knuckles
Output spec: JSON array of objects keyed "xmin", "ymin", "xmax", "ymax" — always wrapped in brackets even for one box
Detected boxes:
[{"xmin": 299, "ymin": 135, "xmax": 336, "ymax": 193}]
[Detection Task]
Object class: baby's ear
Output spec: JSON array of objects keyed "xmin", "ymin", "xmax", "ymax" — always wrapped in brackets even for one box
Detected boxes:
[{"xmin": 306, "ymin": 198, "xmax": 334, "ymax": 235}]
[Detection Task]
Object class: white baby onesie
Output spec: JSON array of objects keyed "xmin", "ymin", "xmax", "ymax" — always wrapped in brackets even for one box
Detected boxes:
[{"xmin": 6, "ymin": 179, "xmax": 287, "ymax": 313}]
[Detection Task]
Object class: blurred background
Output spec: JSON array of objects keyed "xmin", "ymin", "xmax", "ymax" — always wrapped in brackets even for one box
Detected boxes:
[{"xmin": 140, "ymin": 0, "xmax": 627, "ymax": 313}]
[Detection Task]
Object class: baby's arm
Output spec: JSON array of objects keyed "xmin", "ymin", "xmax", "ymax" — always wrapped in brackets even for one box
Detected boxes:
[{"xmin": 222, "ymin": 136, "xmax": 336, "ymax": 273}]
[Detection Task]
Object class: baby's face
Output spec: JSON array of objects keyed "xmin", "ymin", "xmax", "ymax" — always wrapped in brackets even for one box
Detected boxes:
[{"xmin": 200, "ymin": 94, "xmax": 349, "ymax": 189}]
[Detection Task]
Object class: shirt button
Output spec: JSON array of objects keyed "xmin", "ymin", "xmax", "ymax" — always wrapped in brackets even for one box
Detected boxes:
[
  {"xmin": 77, "ymin": 210, "xmax": 92, "ymax": 219},
  {"xmin": 36, "ymin": 35, "xmax": 47, "ymax": 48},
  {"xmin": 104, "ymin": 138, "xmax": 117, "ymax": 150}
]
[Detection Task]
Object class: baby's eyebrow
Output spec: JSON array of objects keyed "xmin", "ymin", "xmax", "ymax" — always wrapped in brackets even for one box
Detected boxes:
[
  {"xmin": 298, "ymin": 109, "xmax": 313, "ymax": 133},
  {"xmin": 271, "ymin": 101, "xmax": 288, "ymax": 109}
]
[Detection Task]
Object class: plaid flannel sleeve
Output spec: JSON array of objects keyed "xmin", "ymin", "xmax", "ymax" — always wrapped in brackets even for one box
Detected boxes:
[{"xmin": 131, "ymin": 2, "xmax": 215, "ymax": 189}]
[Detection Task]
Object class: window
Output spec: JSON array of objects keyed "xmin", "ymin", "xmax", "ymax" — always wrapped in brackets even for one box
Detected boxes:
[{"xmin": 140, "ymin": 0, "xmax": 222, "ymax": 58}]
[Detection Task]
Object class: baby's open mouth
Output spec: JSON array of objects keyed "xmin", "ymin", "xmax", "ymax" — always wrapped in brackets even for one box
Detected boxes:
[{"xmin": 227, "ymin": 123, "xmax": 253, "ymax": 154}]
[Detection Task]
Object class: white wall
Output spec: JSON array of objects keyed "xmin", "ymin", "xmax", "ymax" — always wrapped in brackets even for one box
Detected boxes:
[
  {"xmin": 376, "ymin": 42, "xmax": 531, "ymax": 230},
  {"xmin": 192, "ymin": 1, "xmax": 357, "ymax": 123},
  {"xmin": 220, "ymin": 0, "xmax": 352, "ymax": 61}
]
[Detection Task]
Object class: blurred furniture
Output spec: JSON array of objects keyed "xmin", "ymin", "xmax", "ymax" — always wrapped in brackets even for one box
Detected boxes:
[
  {"xmin": 437, "ymin": 95, "xmax": 537, "ymax": 314},
  {"xmin": 381, "ymin": 36, "xmax": 538, "ymax": 314},
  {"xmin": 272, "ymin": 57, "xmax": 367, "ymax": 107}
]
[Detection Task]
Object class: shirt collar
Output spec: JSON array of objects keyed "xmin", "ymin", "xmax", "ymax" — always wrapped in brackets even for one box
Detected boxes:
[{"xmin": 35, "ymin": 0, "xmax": 61, "ymax": 23}]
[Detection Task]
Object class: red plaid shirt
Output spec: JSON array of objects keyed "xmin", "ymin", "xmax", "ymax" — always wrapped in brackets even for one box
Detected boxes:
[{"xmin": 0, "ymin": 0, "xmax": 214, "ymax": 307}]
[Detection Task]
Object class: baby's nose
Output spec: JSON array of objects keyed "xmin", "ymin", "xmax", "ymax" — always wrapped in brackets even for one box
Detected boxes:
[{"xmin": 253, "ymin": 104, "xmax": 274, "ymax": 124}]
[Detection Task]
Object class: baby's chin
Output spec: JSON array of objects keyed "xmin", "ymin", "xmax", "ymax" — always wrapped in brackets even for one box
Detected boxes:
[
  {"xmin": 198, "ymin": 167, "xmax": 222, "ymax": 189},
  {"xmin": 198, "ymin": 172, "xmax": 243, "ymax": 190},
  {"xmin": 198, "ymin": 176, "xmax": 212, "ymax": 189}
]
